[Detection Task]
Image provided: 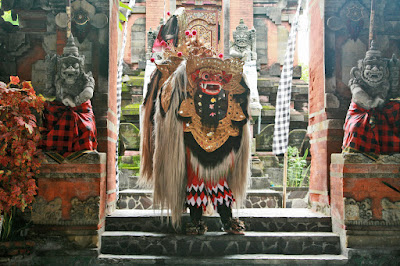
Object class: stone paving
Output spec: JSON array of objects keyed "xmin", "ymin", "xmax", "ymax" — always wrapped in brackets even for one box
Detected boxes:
[
  {"xmin": 101, "ymin": 231, "xmax": 340, "ymax": 256},
  {"xmin": 105, "ymin": 209, "xmax": 332, "ymax": 233}
]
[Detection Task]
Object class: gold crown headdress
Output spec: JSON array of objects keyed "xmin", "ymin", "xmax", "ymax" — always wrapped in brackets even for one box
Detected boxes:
[{"xmin": 152, "ymin": 28, "xmax": 244, "ymax": 94}]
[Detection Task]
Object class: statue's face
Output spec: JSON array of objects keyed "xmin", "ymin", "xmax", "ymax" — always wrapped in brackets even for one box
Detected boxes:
[
  {"xmin": 361, "ymin": 57, "xmax": 387, "ymax": 87},
  {"xmin": 234, "ymin": 32, "xmax": 249, "ymax": 48},
  {"xmin": 191, "ymin": 68, "xmax": 232, "ymax": 96},
  {"xmin": 60, "ymin": 57, "xmax": 81, "ymax": 85}
]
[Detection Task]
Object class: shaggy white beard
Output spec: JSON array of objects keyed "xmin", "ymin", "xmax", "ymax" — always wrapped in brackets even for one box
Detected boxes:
[{"xmin": 152, "ymin": 61, "xmax": 188, "ymax": 227}]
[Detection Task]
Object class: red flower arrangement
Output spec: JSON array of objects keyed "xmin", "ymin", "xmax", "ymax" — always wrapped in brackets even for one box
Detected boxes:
[{"xmin": 0, "ymin": 77, "xmax": 44, "ymax": 218}]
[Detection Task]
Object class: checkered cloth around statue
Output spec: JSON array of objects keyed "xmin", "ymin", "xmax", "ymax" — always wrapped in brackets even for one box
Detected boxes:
[
  {"xmin": 41, "ymin": 100, "xmax": 97, "ymax": 156},
  {"xmin": 342, "ymin": 101, "xmax": 400, "ymax": 157}
]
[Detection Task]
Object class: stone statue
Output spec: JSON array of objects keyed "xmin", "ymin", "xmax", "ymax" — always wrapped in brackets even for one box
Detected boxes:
[
  {"xmin": 229, "ymin": 19, "xmax": 257, "ymax": 62},
  {"xmin": 342, "ymin": 42, "xmax": 400, "ymax": 156},
  {"xmin": 41, "ymin": 34, "xmax": 97, "ymax": 157},
  {"xmin": 348, "ymin": 41, "xmax": 391, "ymax": 110},
  {"xmin": 46, "ymin": 34, "xmax": 95, "ymax": 107}
]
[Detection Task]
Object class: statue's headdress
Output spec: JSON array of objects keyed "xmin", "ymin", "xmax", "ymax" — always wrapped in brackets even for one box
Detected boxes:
[{"xmin": 58, "ymin": 34, "xmax": 85, "ymax": 68}]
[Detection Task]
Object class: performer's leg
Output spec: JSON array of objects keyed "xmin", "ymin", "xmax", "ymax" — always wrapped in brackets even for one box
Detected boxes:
[
  {"xmin": 217, "ymin": 204, "xmax": 232, "ymax": 225},
  {"xmin": 186, "ymin": 205, "xmax": 207, "ymax": 235},
  {"xmin": 189, "ymin": 205, "xmax": 203, "ymax": 222}
]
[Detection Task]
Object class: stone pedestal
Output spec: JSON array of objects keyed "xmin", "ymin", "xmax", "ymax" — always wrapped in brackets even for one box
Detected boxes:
[
  {"xmin": 31, "ymin": 152, "xmax": 106, "ymax": 248},
  {"xmin": 330, "ymin": 153, "xmax": 400, "ymax": 249}
]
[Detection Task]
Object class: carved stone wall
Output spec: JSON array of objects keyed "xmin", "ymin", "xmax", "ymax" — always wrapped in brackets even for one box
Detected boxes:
[
  {"xmin": 131, "ymin": 17, "xmax": 146, "ymax": 64},
  {"xmin": 330, "ymin": 153, "xmax": 400, "ymax": 248}
]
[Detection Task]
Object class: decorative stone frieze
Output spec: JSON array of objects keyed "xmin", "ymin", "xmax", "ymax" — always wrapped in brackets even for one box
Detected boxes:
[
  {"xmin": 344, "ymin": 197, "xmax": 372, "ymax": 223},
  {"xmin": 381, "ymin": 198, "xmax": 400, "ymax": 224},
  {"xmin": 71, "ymin": 196, "xmax": 100, "ymax": 224},
  {"xmin": 31, "ymin": 197, "xmax": 62, "ymax": 224}
]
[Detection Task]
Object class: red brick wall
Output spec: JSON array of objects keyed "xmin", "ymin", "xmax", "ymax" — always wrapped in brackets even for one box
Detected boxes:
[
  {"xmin": 308, "ymin": 0, "xmax": 331, "ymax": 213},
  {"xmin": 106, "ymin": 0, "xmax": 120, "ymax": 213},
  {"xmin": 230, "ymin": 0, "xmax": 253, "ymax": 38},
  {"xmin": 146, "ymin": 0, "xmax": 165, "ymax": 37},
  {"xmin": 123, "ymin": 14, "xmax": 146, "ymax": 65}
]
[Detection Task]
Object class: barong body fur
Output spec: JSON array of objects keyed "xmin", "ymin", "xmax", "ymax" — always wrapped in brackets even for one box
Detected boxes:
[{"xmin": 140, "ymin": 60, "xmax": 251, "ymax": 227}]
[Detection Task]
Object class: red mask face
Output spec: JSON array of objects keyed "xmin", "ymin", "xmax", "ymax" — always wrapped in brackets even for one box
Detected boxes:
[{"xmin": 191, "ymin": 69, "xmax": 232, "ymax": 96}]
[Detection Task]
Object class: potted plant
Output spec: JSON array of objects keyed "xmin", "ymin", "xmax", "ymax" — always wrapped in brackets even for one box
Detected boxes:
[{"xmin": 0, "ymin": 76, "xmax": 44, "ymax": 241}]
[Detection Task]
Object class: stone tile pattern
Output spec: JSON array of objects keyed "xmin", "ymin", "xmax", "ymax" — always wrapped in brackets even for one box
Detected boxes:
[
  {"xmin": 101, "ymin": 232, "xmax": 340, "ymax": 256},
  {"xmin": 105, "ymin": 216, "xmax": 332, "ymax": 233},
  {"xmin": 118, "ymin": 193, "xmax": 153, "ymax": 210}
]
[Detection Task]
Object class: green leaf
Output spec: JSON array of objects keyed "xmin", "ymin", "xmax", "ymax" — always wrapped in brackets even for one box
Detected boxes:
[
  {"xmin": 119, "ymin": 12, "xmax": 127, "ymax": 22},
  {"xmin": 118, "ymin": 21, "xmax": 123, "ymax": 31},
  {"xmin": 119, "ymin": 2, "xmax": 133, "ymax": 11}
]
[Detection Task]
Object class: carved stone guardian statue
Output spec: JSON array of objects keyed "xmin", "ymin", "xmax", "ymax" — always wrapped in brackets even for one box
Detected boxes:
[
  {"xmin": 41, "ymin": 34, "xmax": 97, "ymax": 158},
  {"xmin": 342, "ymin": 42, "xmax": 400, "ymax": 157},
  {"xmin": 229, "ymin": 19, "xmax": 257, "ymax": 62}
]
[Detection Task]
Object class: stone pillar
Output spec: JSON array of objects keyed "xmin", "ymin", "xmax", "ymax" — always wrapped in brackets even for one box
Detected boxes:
[
  {"xmin": 308, "ymin": 0, "xmax": 330, "ymax": 215},
  {"xmin": 106, "ymin": 0, "xmax": 120, "ymax": 214},
  {"xmin": 32, "ymin": 153, "xmax": 107, "ymax": 249},
  {"xmin": 223, "ymin": 0, "xmax": 230, "ymax": 57},
  {"xmin": 331, "ymin": 153, "xmax": 400, "ymax": 249}
]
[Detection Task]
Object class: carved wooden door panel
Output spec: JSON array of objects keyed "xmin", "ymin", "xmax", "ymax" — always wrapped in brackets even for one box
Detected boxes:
[{"xmin": 185, "ymin": 10, "xmax": 219, "ymax": 50}]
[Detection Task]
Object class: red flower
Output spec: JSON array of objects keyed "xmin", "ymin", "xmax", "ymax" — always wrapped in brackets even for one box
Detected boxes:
[
  {"xmin": 167, "ymin": 11, "xmax": 171, "ymax": 16},
  {"xmin": 10, "ymin": 76, "xmax": 20, "ymax": 85},
  {"xmin": 218, "ymin": 53, "xmax": 224, "ymax": 59},
  {"xmin": 177, "ymin": 52, "xmax": 183, "ymax": 57},
  {"xmin": 22, "ymin": 81, "xmax": 32, "ymax": 89},
  {"xmin": 185, "ymin": 30, "xmax": 190, "ymax": 36},
  {"xmin": 150, "ymin": 58, "xmax": 155, "ymax": 63},
  {"xmin": 192, "ymin": 30, "xmax": 197, "ymax": 36},
  {"xmin": 160, "ymin": 40, "xmax": 166, "ymax": 46}
]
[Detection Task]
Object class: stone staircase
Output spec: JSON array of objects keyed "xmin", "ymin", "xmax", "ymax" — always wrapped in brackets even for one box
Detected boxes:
[
  {"xmin": 117, "ymin": 167, "xmax": 293, "ymax": 210},
  {"xmin": 98, "ymin": 209, "xmax": 347, "ymax": 265},
  {"xmin": 98, "ymin": 169, "xmax": 347, "ymax": 265}
]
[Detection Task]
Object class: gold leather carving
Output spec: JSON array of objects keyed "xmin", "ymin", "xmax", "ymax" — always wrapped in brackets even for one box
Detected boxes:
[{"xmin": 178, "ymin": 93, "xmax": 246, "ymax": 152}]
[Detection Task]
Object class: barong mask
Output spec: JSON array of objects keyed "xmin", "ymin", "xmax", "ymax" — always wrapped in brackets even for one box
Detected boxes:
[{"xmin": 177, "ymin": 55, "xmax": 247, "ymax": 152}]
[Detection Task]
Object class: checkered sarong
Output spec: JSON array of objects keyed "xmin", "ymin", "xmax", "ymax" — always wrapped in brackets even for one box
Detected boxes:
[
  {"xmin": 273, "ymin": 0, "xmax": 302, "ymax": 155},
  {"xmin": 41, "ymin": 100, "xmax": 97, "ymax": 156},
  {"xmin": 342, "ymin": 101, "xmax": 400, "ymax": 155}
]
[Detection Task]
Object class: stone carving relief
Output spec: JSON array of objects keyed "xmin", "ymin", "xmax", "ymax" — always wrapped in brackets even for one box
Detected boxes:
[
  {"xmin": 348, "ymin": 42, "xmax": 395, "ymax": 110},
  {"xmin": 344, "ymin": 197, "xmax": 372, "ymax": 222},
  {"xmin": 54, "ymin": 0, "xmax": 108, "ymax": 42},
  {"xmin": 230, "ymin": 19, "xmax": 257, "ymax": 62},
  {"xmin": 326, "ymin": 0, "xmax": 369, "ymax": 41},
  {"xmin": 45, "ymin": 35, "xmax": 95, "ymax": 106},
  {"xmin": 381, "ymin": 198, "xmax": 400, "ymax": 224},
  {"xmin": 186, "ymin": 10, "xmax": 218, "ymax": 50},
  {"xmin": 31, "ymin": 197, "xmax": 62, "ymax": 224},
  {"xmin": 70, "ymin": 196, "xmax": 100, "ymax": 223}
]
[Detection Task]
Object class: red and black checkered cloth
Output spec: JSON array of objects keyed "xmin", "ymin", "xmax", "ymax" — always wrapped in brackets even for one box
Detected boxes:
[
  {"xmin": 342, "ymin": 101, "xmax": 400, "ymax": 155},
  {"xmin": 41, "ymin": 100, "xmax": 97, "ymax": 157}
]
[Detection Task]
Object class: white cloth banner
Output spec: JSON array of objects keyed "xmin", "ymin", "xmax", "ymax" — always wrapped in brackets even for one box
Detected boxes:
[{"xmin": 273, "ymin": 0, "xmax": 303, "ymax": 155}]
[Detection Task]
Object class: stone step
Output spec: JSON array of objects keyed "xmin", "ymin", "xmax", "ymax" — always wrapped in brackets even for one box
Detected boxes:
[
  {"xmin": 100, "ymin": 231, "xmax": 341, "ymax": 256},
  {"xmin": 249, "ymin": 176, "xmax": 271, "ymax": 189},
  {"xmin": 117, "ymin": 189, "xmax": 309, "ymax": 210},
  {"xmin": 119, "ymin": 175, "xmax": 140, "ymax": 190},
  {"xmin": 105, "ymin": 209, "xmax": 332, "ymax": 233},
  {"xmin": 98, "ymin": 254, "xmax": 348, "ymax": 265}
]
